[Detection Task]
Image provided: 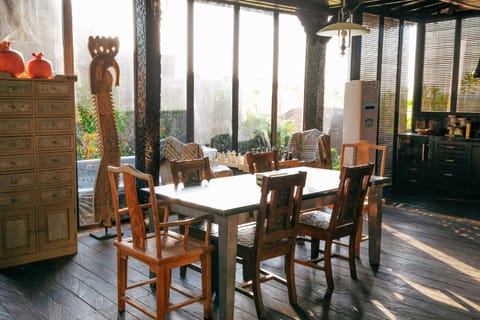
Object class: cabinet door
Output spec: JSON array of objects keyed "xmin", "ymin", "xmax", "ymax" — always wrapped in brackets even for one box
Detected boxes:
[
  {"xmin": 0, "ymin": 209, "xmax": 36, "ymax": 259},
  {"xmin": 470, "ymin": 145, "xmax": 480, "ymax": 193},
  {"xmin": 38, "ymin": 204, "xmax": 76, "ymax": 251}
]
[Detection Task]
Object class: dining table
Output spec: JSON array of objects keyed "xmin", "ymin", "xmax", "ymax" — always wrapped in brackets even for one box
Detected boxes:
[{"xmin": 150, "ymin": 166, "xmax": 391, "ymax": 320}]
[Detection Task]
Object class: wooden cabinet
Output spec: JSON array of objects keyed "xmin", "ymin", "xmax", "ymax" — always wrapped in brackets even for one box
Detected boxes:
[
  {"xmin": 397, "ymin": 133, "xmax": 480, "ymax": 195},
  {"xmin": 432, "ymin": 139, "xmax": 468, "ymax": 192},
  {"xmin": 0, "ymin": 76, "xmax": 77, "ymax": 268},
  {"xmin": 396, "ymin": 133, "xmax": 431, "ymax": 190}
]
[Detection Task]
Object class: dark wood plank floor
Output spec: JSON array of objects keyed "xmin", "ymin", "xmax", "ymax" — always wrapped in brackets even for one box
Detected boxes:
[{"xmin": 1, "ymin": 204, "xmax": 479, "ymax": 319}]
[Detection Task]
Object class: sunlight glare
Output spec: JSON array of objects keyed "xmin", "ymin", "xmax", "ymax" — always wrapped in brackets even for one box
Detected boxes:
[
  {"xmin": 397, "ymin": 274, "xmax": 468, "ymax": 311},
  {"xmin": 383, "ymin": 224, "xmax": 480, "ymax": 280},
  {"xmin": 371, "ymin": 299, "xmax": 397, "ymax": 319}
]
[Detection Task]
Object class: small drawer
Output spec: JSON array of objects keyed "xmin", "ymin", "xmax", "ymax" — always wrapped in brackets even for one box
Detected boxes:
[
  {"xmin": 435, "ymin": 168, "xmax": 466, "ymax": 187},
  {"xmin": 0, "ymin": 136, "xmax": 33, "ymax": 154},
  {"xmin": 37, "ymin": 186, "xmax": 74, "ymax": 205},
  {"xmin": 0, "ymin": 190, "xmax": 35, "ymax": 208},
  {"xmin": 35, "ymin": 152, "xmax": 74, "ymax": 169},
  {"xmin": 436, "ymin": 154, "xmax": 466, "ymax": 166},
  {"xmin": 0, "ymin": 80, "xmax": 32, "ymax": 96},
  {"xmin": 33, "ymin": 81, "xmax": 74, "ymax": 98},
  {"xmin": 0, "ymin": 118, "xmax": 34, "ymax": 135},
  {"xmin": 437, "ymin": 143, "xmax": 466, "ymax": 152},
  {"xmin": 0, "ymin": 155, "xmax": 34, "ymax": 172},
  {"xmin": 0, "ymin": 99, "xmax": 33, "ymax": 114},
  {"xmin": 36, "ymin": 135, "xmax": 74, "ymax": 151},
  {"xmin": 0, "ymin": 172, "xmax": 35, "ymax": 191},
  {"xmin": 35, "ymin": 118, "xmax": 74, "ymax": 134},
  {"xmin": 37, "ymin": 169, "xmax": 75, "ymax": 186},
  {"xmin": 35, "ymin": 100, "xmax": 74, "ymax": 115}
]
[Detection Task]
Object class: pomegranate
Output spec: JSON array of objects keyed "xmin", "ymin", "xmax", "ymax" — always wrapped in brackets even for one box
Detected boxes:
[
  {"xmin": 0, "ymin": 41, "xmax": 25, "ymax": 78},
  {"xmin": 26, "ymin": 53, "xmax": 53, "ymax": 79}
]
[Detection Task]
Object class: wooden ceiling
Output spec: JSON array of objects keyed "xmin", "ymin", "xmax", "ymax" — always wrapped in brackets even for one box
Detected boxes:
[{"xmin": 220, "ymin": 0, "xmax": 480, "ymax": 21}]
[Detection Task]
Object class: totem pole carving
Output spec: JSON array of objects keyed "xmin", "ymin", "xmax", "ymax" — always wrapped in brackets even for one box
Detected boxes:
[{"xmin": 88, "ymin": 36, "xmax": 121, "ymax": 227}]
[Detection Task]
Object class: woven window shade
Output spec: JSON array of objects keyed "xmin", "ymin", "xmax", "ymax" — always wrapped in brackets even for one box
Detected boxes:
[
  {"xmin": 378, "ymin": 17, "xmax": 399, "ymax": 176},
  {"xmin": 422, "ymin": 20, "xmax": 456, "ymax": 112},
  {"xmin": 457, "ymin": 17, "xmax": 480, "ymax": 113},
  {"xmin": 360, "ymin": 13, "xmax": 379, "ymax": 80}
]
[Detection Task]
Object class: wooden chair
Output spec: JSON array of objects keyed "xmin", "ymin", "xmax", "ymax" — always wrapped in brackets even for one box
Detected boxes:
[
  {"xmin": 107, "ymin": 164, "xmax": 214, "ymax": 319},
  {"xmin": 234, "ymin": 171, "xmax": 307, "ymax": 318},
  {"xmin": 169, "ymin": 157, "xmax": 219, "ymax": 291},
  {"xmin": 170, "ymin": 156, "xmax": 214, "ymax": 186},
  {"xmin": 295, "ymin": 163, "xmax": 374, "ymax": 292},
  {"xmin": 245, "ymin": 151, "xmax": 278, "ymax": 173},
  {"xmin": 287, "ymin": 129, "xmax": 332, "ymax": 169},
  {"xmin": 340, "ymin": 141, "xmax": 387, "ymax": 256}
]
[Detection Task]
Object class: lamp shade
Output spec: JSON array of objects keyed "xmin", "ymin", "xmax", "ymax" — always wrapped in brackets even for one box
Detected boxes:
[{"xmin": 316, "ymin": 22, "xmax": 369, "ymax": 37}]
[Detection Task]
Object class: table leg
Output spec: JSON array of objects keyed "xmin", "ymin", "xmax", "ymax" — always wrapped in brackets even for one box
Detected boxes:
[
  {"xmin": 216, "ymin": 215, "xmax": 239, "ymax": 320},
  {"xmin": 367, "ymin": 184, "xmax": 383, "ymax": 266}
]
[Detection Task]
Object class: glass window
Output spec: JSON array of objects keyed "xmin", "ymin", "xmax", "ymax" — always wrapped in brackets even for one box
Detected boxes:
[
  {"xmin": 194, "ymin": 2, "xmax": 233, "ymax": 148},
  {"xmin": 457, "ymin": 17, "xmax": 480, "ymax": 113},
  {"xmin": 277, "ymin": 13, "xmax": 305, "ymax": 148},
  {"xmin": 238, "ymin": 8, "xmax": 273, "ymax": 153},
  {"xmin": 0, "ymin": 0, "xmax": 63, "ymax": 75},
  {"xmin": 160, "ymin": 0, "xmax": 188, "ymax": 140},
  {"xmin": 422, "ymin": 20, "xmax": 455, "ymax": 112},
  {"xmin": 399, "ymin": 21, "xmax": 417, "ymax": 132}
]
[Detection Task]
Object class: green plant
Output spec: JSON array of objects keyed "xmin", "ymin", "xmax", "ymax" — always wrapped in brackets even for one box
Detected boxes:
[
  {"xmin": 76, "ymin": 104, "xmax": 135, "ymax": 160},
  {"xmin": 421, "ymin": 84, "xmax": 449, "ymax": 112}
]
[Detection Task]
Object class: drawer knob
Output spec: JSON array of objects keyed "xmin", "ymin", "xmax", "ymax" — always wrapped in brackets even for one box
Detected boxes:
[
  {"xmin": 10, "ymin": 178, "xmax": 18, "ymax": 185},
  {"xmin": 445, "ymin": 159, "xmax": 454, "ymax": 163},
  {"xmin": 444, "ymin": 173, "xmax": 454, "ymax": 177},
  {"xmin": 10, "ymin": 142, "xmax": 16, "ymax": 147},
  {"xmin": 10, "ymin": 160, "xmax": 17, "ymax": 166}
]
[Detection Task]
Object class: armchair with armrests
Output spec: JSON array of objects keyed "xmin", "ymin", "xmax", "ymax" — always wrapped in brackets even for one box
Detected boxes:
[
  {"xmin": 159, "ymin": 136, "xmax": 232, "ymax": 185},
  {"xmin": 287, "ymin": 129, "xmax": 332, "ymax": 169},
  {"xmin": 107, "ymin": 164, "xmax": 214, "ymax": 319}
]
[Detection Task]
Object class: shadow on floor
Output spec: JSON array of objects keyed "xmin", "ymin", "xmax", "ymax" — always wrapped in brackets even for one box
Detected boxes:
[{"xmin": 385, "ymin": 187, "xmax": 480, "ymax": 221}]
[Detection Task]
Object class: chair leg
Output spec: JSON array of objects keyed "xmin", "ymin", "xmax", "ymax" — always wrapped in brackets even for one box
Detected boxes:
[
  {"xmin": 201, "ymin": 253, "xmax": 212, "ymax": 319},
  {"xmin": 349, "ymin": 235, "xmax": 358, "ymax": 279},
  {"xmin": 180, "ymin": 265, "xmax": 187, "ymax": 278},
  {"xmin": 310, "ymin": 238, "xmax": 320, "ymax": 260},
  {"xmin": 117, "ymin": 253, "xmax": 127, "ymax": 312},
  {"xmin": 284, "ymin": 252, "xmax": 297, "ymax": 306},
  {"xmin": 155, "ymin": 266, "xmax": 167, "ymax": 320},
  {"xmin": 355, "ymin": 212, "xmax": 365, "ymax": 257},
  {"xmin": 242, "ymin": 257, "xmax": 252, "ymax": 282},
  {"xmin": 252, "ymin": 260, "xmax": 266, "ymax": 319},
  {"xmin": 323, "ymin": 240, "xmax": 334, "ymax": 291}
]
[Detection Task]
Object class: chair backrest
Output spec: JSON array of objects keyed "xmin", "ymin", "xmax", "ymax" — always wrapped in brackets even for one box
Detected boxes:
[
  {"xmin": 170, "ymin": 157, "xmax": 213, "ymax": 186},
  {"xmin": 340, "ymin": 141, "xmax": 386, "ymax": 176},
  {"xmin": 160, "ymin": 136, "xmax": 205, "ymax": 184},
  {"xmin": 288, "ymin": 129, "xmax": 321, "ymax": 161},
  {"xmin": 245, "ymin": 151, "xmax": 278, "ymax": 173},
  {"xmin": 256, "ymin": 171, "xmax": 307, "ymax": 260},
  {"xmin": 328, "ymin": 163, "xmax": 374, "ymax": 236},
  {"xmin": 107, "ymin": 164, "xmax": 164, "ymax": 257}
]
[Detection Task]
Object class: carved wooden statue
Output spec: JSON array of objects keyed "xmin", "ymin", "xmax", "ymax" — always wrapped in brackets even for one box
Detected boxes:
[{"xmin": 88, "ymin": 36, "xmax": 121, "ymax": 228}]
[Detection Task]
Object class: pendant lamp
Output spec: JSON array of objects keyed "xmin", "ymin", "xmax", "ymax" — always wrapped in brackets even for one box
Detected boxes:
[{"xmin": 316, "ymin": 0, "xmax": 369, "ymax": 55}]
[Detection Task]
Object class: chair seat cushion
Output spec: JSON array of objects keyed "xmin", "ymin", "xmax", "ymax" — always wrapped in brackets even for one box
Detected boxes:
[{"xmin": 299, "ymin": 210, "xmax": 331, "ymax": 230}]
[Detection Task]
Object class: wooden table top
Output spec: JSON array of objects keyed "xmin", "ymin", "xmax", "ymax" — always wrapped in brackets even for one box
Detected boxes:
[{"xmin": 152, "ymin": 167, "xmax": 391, "ymax": 217}]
